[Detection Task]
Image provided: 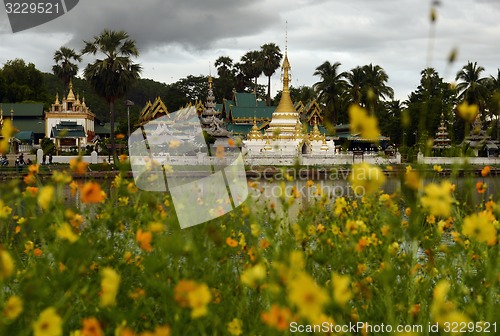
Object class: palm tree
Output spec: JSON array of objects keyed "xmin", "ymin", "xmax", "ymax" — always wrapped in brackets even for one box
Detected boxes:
[
  {"xmin": 260, "ymin": 43, "xmax": 283, "ymax": 105},
  {"xmin": 312, "ymin": 61, "xmax": 347, "ymax": 125},
  {"xmin": 214, "ymin": 56, "xmax": 236, "ymax": 99},
  {"xmin": 361, "ymin": 64, "xmax": 394, "ymax": 106},
  {"xmin": 239, "ymin": 50, "xmax": 263, "ymax": 92},
  {"xmin": 81, "ymin": 30, "xmax": 142, "ymax": 161},
  {"xmin": 214, "ymin": 56, "xmax": 234, "ymax": 78},
  {"xmin": 488, "ymin": 69, "xmax": 500, "ymax": 139},
  {"xmin": 345, "ymin": 66, "xmax": 365, "ymax": 104},
  {"xmin": 455, "ymin": 61, "xmax": 490, "ymax": 109},
  {"xmin": 52, "ymin": 47, "xmax": 81, "ymax": 88}
]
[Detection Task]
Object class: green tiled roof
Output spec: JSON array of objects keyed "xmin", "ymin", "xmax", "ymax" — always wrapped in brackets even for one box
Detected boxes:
[
  {"xmin": 230, "ymin": 107, "xmax": 274, "ymax": 119},
  {"xmin": 0, "ymin": 103, "xmax": 44, "ymax": 117},
  {"xmin": 16, "ymin": 131, "xmax": 34, "ymax": 142},
  {"xmin": 95, "ymin": 123, "xmax": 110, "ymax": 135},
  {"xmin": 257, "ymin": 100, "xmax": 267, "ymax": 107},
  {"xmin": 51, "ymin": 121, "xmax": 86, "ymax": 138},
  {"xmin": 12, "ymin": 119, "xmax": 46, "ymax": 134},
  {"xmin": 227, "ymin": 123, "xmax": 254, "ymax": 135},
  {"xmin": 234, "ymin": 93, "xmax": 257, "ymax": 107},
  {"xmin": 224, "ymin": 100, "xmax": 234, "ymax": 112}
]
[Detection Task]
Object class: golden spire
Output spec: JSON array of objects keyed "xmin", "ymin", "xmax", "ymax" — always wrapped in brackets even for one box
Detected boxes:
[
  {"xmin": 0, "ymin": 106, "xmax": 3, "ymax": 125},
  {"xmin": 67, "ymin": 79, "xmax": 75, "ymax": 101},
  {"xmin": 55, "ymin": 92, "xmax": 60, "ymax": 105},
  {"xmin": 274, "ymin": 52, "xmax": 295, "ymax": 113},
  {"xmin": 248, "ymin": 117, "xmax": 263, "ymax": 140},
  {"xmin": 310, "ymin": 116, "xmax": 322, "ymax": 141}
]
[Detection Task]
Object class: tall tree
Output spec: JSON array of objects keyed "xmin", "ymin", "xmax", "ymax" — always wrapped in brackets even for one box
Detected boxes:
[
  {"xmin": 345, "ymin": 66, "xmax": 364, "ymax": 104},
  {"xmin": 239, "ymin": 50, "xmax": 263, "ymax": 92},
  {"xmin": 487, "ymin": 69, "xmax": 500, "ymax": 139},
  {"xmin": 361, "ymin": 64, "xmax": 394, "ymax": 106},
  {"xmin": 82, "ymin": 30, "xmax": 142, "ymax": 161},
  {"xmin": 455, "ymin": 61, "xmax": 490, "ymax": 111},
  {"xmin": 260, "ymin": 43, "xmax": 283, "ymax": 106},
  {"xmin": 405, "ymin": 68, "xmax": 456, "ymax": 146},
  {"xmin": 214, "ymin": 56, "xmax": 236, "ymax": 99},
  {"xmin": 312, "ymin": 61, "xmax": 347, "ymax": 125},
  {"xmin": 52, "ymin": 47, "xmax": 81, "ymax": 88},
  {"xmin": 0, "ymin": 58, "xmax": 48, "ymax": 104}
]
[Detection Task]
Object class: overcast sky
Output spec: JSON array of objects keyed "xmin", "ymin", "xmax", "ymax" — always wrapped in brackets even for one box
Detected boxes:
[{"xmin": 1, "ymin": 0, "xmax": 500, "ymax": 101}]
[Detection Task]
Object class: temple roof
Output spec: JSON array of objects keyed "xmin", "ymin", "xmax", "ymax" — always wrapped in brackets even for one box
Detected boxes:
[{"xmin": 51, "ymin": 121, "xmax": 86, "ymax": 138}]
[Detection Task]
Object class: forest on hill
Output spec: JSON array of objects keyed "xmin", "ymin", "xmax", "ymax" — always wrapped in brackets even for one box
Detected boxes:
[{"xmin": 1, "ymin": 41, "xmax": 500, "ymax": 149}]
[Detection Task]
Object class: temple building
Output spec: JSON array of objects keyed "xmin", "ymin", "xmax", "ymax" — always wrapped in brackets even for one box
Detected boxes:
[
  {"xmin": 199, "ymin": 76, "xmax": 231, "ymax": 139},
  {"xmin": 243, "ymin": 51, "xmax": 334, "ymax": 155},
  {"xmin": 45, "ymin": 80, "xmax": 96, "ymax": 150},
  {"xmin": 223, "ymin": 90, "xmax": 274, "ymax": 138},
  {"xmin": 464, "ymin": 113, "xmax": 500, "ymax": 157},
  {"xmin": 432, "ymin": 112, "xmax": 451, "ymax": 155}
]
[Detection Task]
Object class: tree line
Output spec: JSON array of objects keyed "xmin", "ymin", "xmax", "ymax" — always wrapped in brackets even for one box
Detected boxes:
[{"xmin": 1, "ymin": 29, "xmax": 500, "ymax": 154}]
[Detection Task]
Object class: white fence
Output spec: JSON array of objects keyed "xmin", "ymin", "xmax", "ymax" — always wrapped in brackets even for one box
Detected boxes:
[{"xmin": 417, "ymin": 152, "xmax": 500, "ymax": 165}]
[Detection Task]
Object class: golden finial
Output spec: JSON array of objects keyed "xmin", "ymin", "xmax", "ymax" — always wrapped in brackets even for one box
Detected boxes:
[
  {"xmin": 285, "ymin": 20, "xmax": 288, "ymax": 54},
  {"xmin": 67, "ymin": 79, "xmax": 75, "ymax": 101},
  {"xmin": 55, "ymin": 92, "xmax": 60, "ymax": 105}
]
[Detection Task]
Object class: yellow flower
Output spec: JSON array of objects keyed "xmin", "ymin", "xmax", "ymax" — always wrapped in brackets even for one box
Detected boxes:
[
  {"xmin": 0, "ymin": 200, "xmax": 13, "ymax": 219},
  {"xmin": 404, "ymin": 170, "xmax": 421, "ymax": 190},
  {"xmin": 241, "ymin": 263, "xmax": 266, "ymax": 288},
  {"xmin": 38, "ymin": 185, "xmax": 55, "ymax": 210},
  {"xmin": 100, "ymin": 267, "xmax": 120, "ymax": 307},
  {"xmin": 420, "ymin": 181, "xmax": 454, "ymax": 217},
  {"xmin": 187, "ymin": 283, "xmax": 212, "ymax": 318},
  {"xmin": 332, "ymin": 273, "xmax": 353, "ymax": 307},
  {"xmin": 431, "ymin": 280, "xmax": 471, "ymax": 329},
  {"xmin": 69, "ymin": 157, "xmax": 89, "ymax": 175},
  {"xmin": 350, "ymin": 162, "xmax": 386, "ymax": 195},
  {"xmin": 0, "ymin": 119, "xmax": 16, "ymax": 154},
  {"xmin": 227, "ymin": 318, "xmax": 243, "ymax": 336},
  {"xmin": 288, "ymin": 272, "xmax": 329, "ymax": 322},
  {"xmin": 56, "ymin": 223, "xmax": 79, "ymax": 243},
  {"xmin": 33, "ymin": 307, "xmax": 62, "ymax": 336},
  {"xmin": 3, "ymin": 295, "xmax": 23, "ymax": 320},
  {"xmin": 349, "ymin": 104, "xmax": 380, "ymax": 141},
  {"xmin": 0, "ymin": 250, "xmax": 15, "ymax": 280},
  {"xmin": 334, "ymin": 197, "xmax": 347, "ymax": 216},
  {"xmin": 433, "ymin": 165, "xmax": 443, "ymax": 173},
  {"xmin": 457, "ymin": 101, "xmax": 479, "ymax": 122},
  {"xmin": 52, "ymin": 171, "xmax": 72, "ymax": 184},
  {"xmin": 250, "ymin": 223, "xmax": 261, "ymax": 237},
  {"xmin": 462, "ymin": 212, "xmax": 497, "ymax": 245}
]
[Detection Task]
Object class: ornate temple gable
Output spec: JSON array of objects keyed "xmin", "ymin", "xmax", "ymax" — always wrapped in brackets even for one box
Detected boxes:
[
  {"xmin": 138, "ymin": 100, "xmax": 153, "ymax": 123},
  {"xmin": 301, "ymin": 99, "xmax": 324, "ymax": 126},
  {"xmin": 150, "ymin": 97, "xmax": 169, "ymax": 120},
  {"xmin": 294, "ymin": 101, "xmax": 305, "ymax": 114},
  {"xmin": 138, "ymin": 97, "xmax": 169, "ymax": 124},
  {"xmin": 45, "ymin": 80, "xmax": 96, "ymax": 145}
]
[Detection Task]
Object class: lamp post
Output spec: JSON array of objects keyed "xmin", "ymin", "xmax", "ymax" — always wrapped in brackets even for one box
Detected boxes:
[{"xmin": 125, "ymin": 100, "xmax": 135, "ymax": 137}]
